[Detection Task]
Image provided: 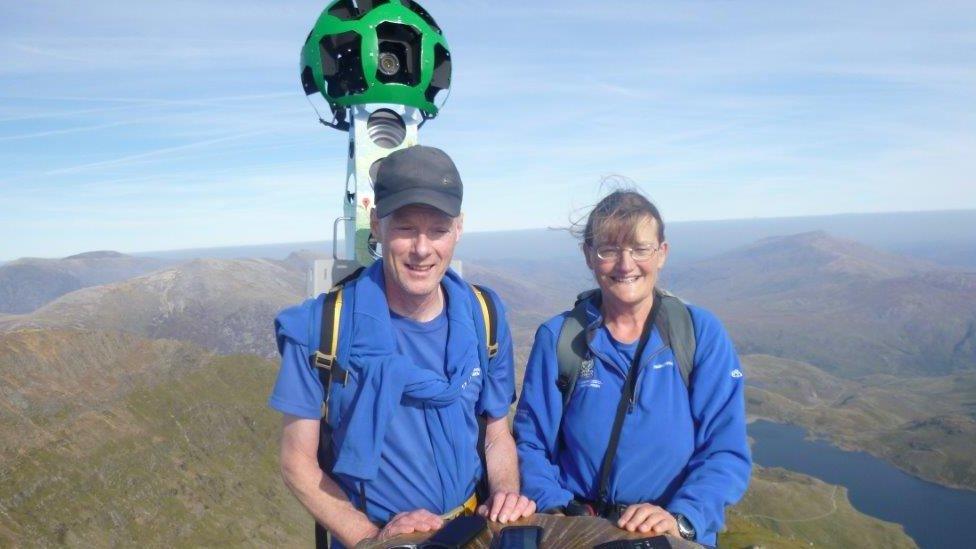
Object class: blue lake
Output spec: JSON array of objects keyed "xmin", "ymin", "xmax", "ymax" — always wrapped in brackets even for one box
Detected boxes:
[{"xmin": 748, "ymin": 420, "xmax": 976, "ymax": 549}]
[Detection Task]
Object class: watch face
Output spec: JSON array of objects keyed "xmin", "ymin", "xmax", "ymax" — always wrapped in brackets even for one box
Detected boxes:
[{"xmin": 675, "ymin": 514, "xmax": 696, "ymax": 540}]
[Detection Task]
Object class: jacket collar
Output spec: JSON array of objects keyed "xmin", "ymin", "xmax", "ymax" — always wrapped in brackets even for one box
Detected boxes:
[
  {"xmin": 346, "ymin": 260, "xmax": 479, "ymax": 376},
  {"xmin": 580, "ymin": 291, "xmax": 667, "ymax": 375}
]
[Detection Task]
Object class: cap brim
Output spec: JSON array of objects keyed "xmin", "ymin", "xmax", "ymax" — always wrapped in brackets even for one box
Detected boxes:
[{"xmin": 376, "ymin": 188, "xmax": 461, "ymax": 218}]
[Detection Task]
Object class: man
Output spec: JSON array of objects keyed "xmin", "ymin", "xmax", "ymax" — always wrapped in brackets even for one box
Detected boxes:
[{"xmin": 269, "ymin": 145, "xmax": 535, "ymax": 548}]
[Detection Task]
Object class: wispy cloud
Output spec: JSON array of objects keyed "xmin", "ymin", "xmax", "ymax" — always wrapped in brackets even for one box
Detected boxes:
[
  {"xmin": 0, "ymin": 120, "xmax": 141, "ymax": 142},
  {"xmin": 0, "ymin": 103, "xmax": 147, "ymax": 123},
  {"xmin": 42, "ymin": 129, "xmax": 275, "ymax": 175}
]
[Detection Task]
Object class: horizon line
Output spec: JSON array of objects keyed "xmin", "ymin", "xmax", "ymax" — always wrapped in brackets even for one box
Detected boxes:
[{"xmin": 3, "ymin": 207, "xmax": 974, "ymax": 262}]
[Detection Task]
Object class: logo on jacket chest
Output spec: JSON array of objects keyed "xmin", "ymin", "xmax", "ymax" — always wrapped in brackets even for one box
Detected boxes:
[
  {"xmin": 577, "ymin": 357, "xmax": 602, "ymax": 389},
  {"xmin": 652, "ymin": 360, "xmax": 673, "ymax": 370}
]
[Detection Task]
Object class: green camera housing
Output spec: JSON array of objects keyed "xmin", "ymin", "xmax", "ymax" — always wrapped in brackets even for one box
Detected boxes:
[{"xmin": 300, "ymin": 0, "xmax": 452, "ymax": 118}]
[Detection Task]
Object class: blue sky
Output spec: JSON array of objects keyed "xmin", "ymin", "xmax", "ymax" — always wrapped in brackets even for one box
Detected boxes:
[{"xmin": 1, "ymin": 0, "xmax": 974, "ymax": 260}]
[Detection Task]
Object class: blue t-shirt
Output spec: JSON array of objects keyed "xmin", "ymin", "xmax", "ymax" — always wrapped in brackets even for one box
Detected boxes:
[
  {"xmin": 607, "ymin": 329, "xmax": 639, "ymax": 367},
  {"xmin": 269, "ymin": 267, "xmax": 515, "ymax": 529},
  {"xmin": 367, "ymin": 309, "xmax": 485, "ymax": 518}
]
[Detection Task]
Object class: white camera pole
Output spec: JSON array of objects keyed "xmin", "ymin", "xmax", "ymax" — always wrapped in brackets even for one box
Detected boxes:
[{"xmin": 308, "ymin": 105, "xmax": 425, "ymax": 297}]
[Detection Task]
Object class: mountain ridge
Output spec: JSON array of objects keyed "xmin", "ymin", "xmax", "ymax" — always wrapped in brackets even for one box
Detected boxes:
[
  {"xmin": 0, "ymin": 258, "xmax": 305, "ymax": 357},
  {"xmin": 668, "ymin": 231, "xmax": 976, "ymax": 377},
  {"xmin": 0, "ymin": 252, "xmax": 171, "ymax": 314}
]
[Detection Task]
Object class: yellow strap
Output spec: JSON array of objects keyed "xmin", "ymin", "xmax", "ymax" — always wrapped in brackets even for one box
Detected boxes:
[
  {"xmin": 440, "ymin": 493, "xmax": 479, "ymax": 521},
  {"xmin": 471, "ymin": 286, "xmax": 491, "ymax": 353},
  {"xmin": 322, "ymin": 287, "xmax": 345, "ymax": 423},
  {"xmin": 462, "ymin": 493, "xmax": 478, "ymax": 515},
  {"xmin": 330, "ymin": 288, "xmax": 343, "ymax": 359}
]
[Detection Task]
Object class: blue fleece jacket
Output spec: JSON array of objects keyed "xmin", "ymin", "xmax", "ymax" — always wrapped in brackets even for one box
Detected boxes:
[
  {"xmin": 513, "ymin": 297, "xmax": 751, "ymax": 545},
  {"xmin": 269, "ymin": 261, "xmax": 515, "ymax": 523}
]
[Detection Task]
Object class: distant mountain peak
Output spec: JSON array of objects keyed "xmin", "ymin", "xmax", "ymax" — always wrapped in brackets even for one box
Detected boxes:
[
  {"xmin": 738, "ymin": 231, "xmax": 932, "ymax": 279},
  {"xmin": 773, "ymin": 229, "xmax": 830, "ymax": 241},
  {"xmin": 64, "ymin": 251, "xmax": 127, "ymax": 260},
  {"xmin": 284, "ymin": 249, "xmax": 328, "ymax": 263},
  {"xmin": 752, "ymin": 230, "xmax": 853, "ymax": 250}
]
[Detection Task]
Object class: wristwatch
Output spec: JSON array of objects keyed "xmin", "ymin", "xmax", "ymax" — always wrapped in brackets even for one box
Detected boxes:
[{"xmin": 673, "ymin": 513, "xmax": 696, "ymax": 541}]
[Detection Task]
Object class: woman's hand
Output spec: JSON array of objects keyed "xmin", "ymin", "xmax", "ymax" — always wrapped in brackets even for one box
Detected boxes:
[{"xmin": 616, "ymin": 503, "xmax": 679, "ymax": 537}]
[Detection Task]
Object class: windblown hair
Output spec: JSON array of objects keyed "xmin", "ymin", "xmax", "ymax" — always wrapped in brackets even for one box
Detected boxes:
[{"xmin": 572, "ymin": 182, "xmax": 665, "ymax": 248}]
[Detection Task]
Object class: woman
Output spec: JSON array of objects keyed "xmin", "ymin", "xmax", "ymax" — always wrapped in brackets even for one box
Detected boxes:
[{"xmin": 513, "ymin": 190, "xmax": 751, "ymax": 546}]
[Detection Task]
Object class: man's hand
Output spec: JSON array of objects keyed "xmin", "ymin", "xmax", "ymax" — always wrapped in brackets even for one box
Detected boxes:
[
  {"xmin": 477, "ymin": 491, "xmax": 536, "ymax": 523},
  {"xmin": 279, "ymin": 415, "xmax": 382, "ymax": 547},
  {"xmin": 616, "ymin": 503, "xmax": 679, "ymax": 536},
  {"xmin": 480, "ymin": 417, "xmax": 535, "ymax": 523},
  {"xmin": 373, "ymin": 509, "xmax": 444, "ymax": 541}
]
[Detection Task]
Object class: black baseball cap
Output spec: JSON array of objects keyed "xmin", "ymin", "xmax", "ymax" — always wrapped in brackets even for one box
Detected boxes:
[{"xmin": 374, "ymin": 145, "xmax": 463, "ymax": 218}]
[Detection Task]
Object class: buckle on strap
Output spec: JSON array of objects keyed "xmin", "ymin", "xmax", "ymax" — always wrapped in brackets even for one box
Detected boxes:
[
  {"xmin": 312, "ymin": 351, "xmax": 348, "ymax": 385},
  {"xmin": 313, "ymin": 351, "xmax": 335, "ymax": 369},
  {"xmin": 487, "ymin": 342, "xmax": 499, "ymax": 358}
]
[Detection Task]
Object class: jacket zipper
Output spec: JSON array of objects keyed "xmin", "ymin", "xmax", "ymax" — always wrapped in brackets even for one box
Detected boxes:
[
  {"xmin": 589, "ymin": 343, "xmax": 669, "ymax": 414},
  {"xmin": 630, "ymin": 344, "xmax": 669, "ymax": 413}
]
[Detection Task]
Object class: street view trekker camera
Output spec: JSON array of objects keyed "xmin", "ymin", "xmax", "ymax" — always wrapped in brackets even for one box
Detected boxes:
[{"xmin": 300, "ymin": 0, "xmax": 452, "ymax": 294}]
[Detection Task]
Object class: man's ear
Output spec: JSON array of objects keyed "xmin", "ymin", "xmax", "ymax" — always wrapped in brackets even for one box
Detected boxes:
[
  {"xmin": 454, "ymin": 213, "xmax": 464, "ymax": 242},
  {"xmin": 369, "ymin": 208, "xmax": 380, "ymax": 237}
]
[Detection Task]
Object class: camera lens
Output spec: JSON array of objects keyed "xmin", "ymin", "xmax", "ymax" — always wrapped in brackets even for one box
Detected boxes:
[{"xmin": 378, "ymin": 52, "xmax": 401, "ymax": 76}]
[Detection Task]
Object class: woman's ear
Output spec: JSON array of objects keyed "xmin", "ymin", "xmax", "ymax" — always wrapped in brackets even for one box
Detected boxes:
[{"xmin": 583, "ymin": 243, "xmax": 595, "ymax": 271}]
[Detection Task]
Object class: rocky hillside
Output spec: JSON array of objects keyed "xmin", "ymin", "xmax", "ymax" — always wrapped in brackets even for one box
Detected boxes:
[
  {"xmin": 0, "ymin": 329, "xmax": 207, "ymax": 456},
  {"xmin": 0, "ymin": 258, "xmax": 305, "ymax": 357},
  {"xmin": 666, "ymin": 231, "xmax": 976, "ymax": 377},
  {"xmin": 0, "ymin": 251, "xmax": 170, "ymax": 314},
  {"xmin": 0, "ymin": 328, "xmax": 307, "ymax": 547},
  {"xmin": 464, "ymin": 258, "xmax": 590, "ymax": 355}
]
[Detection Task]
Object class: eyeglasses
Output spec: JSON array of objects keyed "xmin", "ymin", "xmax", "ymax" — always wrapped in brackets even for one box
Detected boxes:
[{"xmin": 592, "ymin": 244, "xmax": 662, "ymax": 262}]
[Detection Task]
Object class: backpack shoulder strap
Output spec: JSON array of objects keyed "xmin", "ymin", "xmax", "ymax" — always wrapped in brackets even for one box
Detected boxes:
[
  {"xmin": 310, "ymin": 265, "xmax": 371, "ymax": 543},
  {"xmin": 470, "ymin": 284, "xmax": 499, "ymax": 359},
  {"xmin": 469, "ymin": 284, "xmax": 500, "ymax": 502},
  {"xmin": 555, "ymin": 290, "xmax": 596, "ymax": 409},
  {"xmin": 653, "ymin": 289, "xmax": 697, "ymax": 390},
  {"xmin": 312, "ymin": 266, "xmax": 366, "ymax": 413},
  {"xmin": 313, "ymin": 287, "xmax": 344, "ymax": 379},
  {"xmin": 555, "ymin": 289, "xmax": 697, "ymax": 403}
]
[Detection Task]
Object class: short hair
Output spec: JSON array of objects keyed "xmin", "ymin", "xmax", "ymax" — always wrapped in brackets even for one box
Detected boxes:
[{"xmin": 574, "ymin": 189, "xmax": 665, "ymax": 248}]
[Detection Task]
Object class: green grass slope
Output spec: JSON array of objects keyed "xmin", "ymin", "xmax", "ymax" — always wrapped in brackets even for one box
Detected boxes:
[
  {"xmin": 721, "ymin": 467, "xmax": 917, "ymax": 548},
  {"xmin": 0, "ymin": 331, "xmax": 307, "ymax": 547}
]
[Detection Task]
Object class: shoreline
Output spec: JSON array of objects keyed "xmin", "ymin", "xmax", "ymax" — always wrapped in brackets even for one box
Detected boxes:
[{"xmin": 746, "ymin": 414, "xmax": 976, "ymax": 494}]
